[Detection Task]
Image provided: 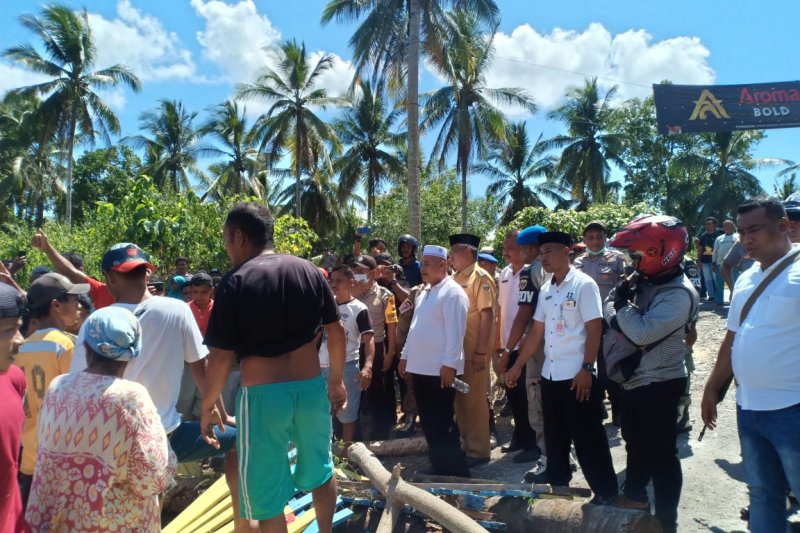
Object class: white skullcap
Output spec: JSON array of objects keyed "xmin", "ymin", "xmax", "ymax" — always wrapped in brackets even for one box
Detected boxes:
[{"xmin": 422, "ymin": 245, "xmax": 448, "ymax": 260}]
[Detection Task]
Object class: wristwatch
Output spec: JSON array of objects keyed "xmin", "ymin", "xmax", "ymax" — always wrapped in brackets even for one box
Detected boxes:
[{"xmin": 581, "ymin": 363, "xmax": 595, "ymax": 373}]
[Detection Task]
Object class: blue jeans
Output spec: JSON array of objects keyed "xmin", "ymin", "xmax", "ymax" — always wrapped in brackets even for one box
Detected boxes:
[
  {"xmin": 737, "ymin": 403, "xmax": 800, "ymax": 533},
  {"xmin": 700, "ymin": 262, "xmax": 716, "ymax": 302}
]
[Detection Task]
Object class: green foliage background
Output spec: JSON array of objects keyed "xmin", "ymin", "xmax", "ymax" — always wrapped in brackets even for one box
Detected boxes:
[{"xmin": 0, "ymin": 175, "xmax": 317, "ymax": 285}]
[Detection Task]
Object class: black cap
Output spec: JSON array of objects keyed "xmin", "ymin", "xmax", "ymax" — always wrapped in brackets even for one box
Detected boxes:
[
  {"xmin": 538, "ymin": 231, "xmax": 574, "ymax": 248},
  {"xmin": 0, "ymin": 284, "xmax": 25, "ymax": 319},
  {"xmin": 190, "ymin": 272, "xmax": 213, "ymax": 287},
  {"xmin": 27, "ymin": 273, "xmax": 90, "ymax": 308},
  {"xmin": 374, "ymin": 252, "xmax": 394, "ymax": 266},
  {"xmin": 449, "ymin": 233, "xmax": 481, "ymax": 248},
  {"xmin": 353, "ymin": 254, "xmax": 377, "ymax": 270},
  {"xmin": 583, "ymin": 220, "xmax": 606, "ymax": 234}
]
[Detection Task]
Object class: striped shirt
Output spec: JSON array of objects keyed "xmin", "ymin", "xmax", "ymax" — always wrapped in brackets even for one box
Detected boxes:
[
  {"xmin": 604, "ymin": 276, "xmax": 697, "ymax": 390},
  {"xmin": 16, "ymin": 328, "xmax": 75, "ymax": 475}
]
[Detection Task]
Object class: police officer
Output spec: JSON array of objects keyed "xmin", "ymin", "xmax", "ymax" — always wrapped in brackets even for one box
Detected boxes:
[
  {"xmin": 450, "ymin": 233, "xmax": 497, "ymax": 466},
  {"xmin": 574, "ymin": 221, "xmax": 626, "ymax": 425}
]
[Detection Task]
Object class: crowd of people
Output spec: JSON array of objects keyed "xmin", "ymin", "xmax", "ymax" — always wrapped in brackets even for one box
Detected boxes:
[{"xmin": 0, "ymin": 195, "xmax": 798, "ymax": 533}]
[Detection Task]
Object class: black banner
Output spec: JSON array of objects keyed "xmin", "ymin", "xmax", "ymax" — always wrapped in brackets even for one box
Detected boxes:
[{"xmin": 653, "ymin": 81, "xmax": 800, "ymax": 134}]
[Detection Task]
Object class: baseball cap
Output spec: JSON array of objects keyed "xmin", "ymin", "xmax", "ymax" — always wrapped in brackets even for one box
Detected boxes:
[
  {"xmin": 83, "ymin": 307, "xmax": 142, "ymax": 362},
  {"xmin": 30, "ymin": 265, "xmax": 51, "ymax": 282},
  {"xmin": 27, "ymin": 273, "xmax": 89, "ymax": 308},
  {"xmin": 101, "ymin": 243, "xmax": 156, "ymax": 273},
  {"xmin": 0, "ymin": 284, "xmax": 25, "ymax": 319},
  {"xmin": 352, "ymin": 254, "xmax": 377, "ymax": 270},
  {"xmin": 190, "ymin": 272, "xmax": 213, "ymax": 287},
  {"xmin": 374, "ymin": 252, "xmax": 394, "ymax": 266},
  {"xmin": 583, "ymin": 220, "xmax": 606, "ymax": 234}
]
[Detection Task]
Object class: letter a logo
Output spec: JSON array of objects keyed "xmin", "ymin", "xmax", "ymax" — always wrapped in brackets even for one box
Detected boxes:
[{"xmin": 689, "ymin": 89, "xmax": 730, "ymax": 121}]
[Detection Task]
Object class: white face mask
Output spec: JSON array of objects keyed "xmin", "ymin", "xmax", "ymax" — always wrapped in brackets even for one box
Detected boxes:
[{"xmin": 354, "ymin": 273, "xmax": 369, "ymax": 283}]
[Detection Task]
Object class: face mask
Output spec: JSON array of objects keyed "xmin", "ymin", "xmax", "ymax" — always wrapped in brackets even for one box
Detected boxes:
[
  {"xmin": 587, "ymin": 247, "xmax": 606, "ymax": 256},
  {"xmin": 354, "ymin": 273, "xmax": 369, "ymax": 283}
]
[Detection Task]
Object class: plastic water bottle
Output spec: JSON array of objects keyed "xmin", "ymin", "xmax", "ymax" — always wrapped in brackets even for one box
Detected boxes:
[{"xmin": 452, "ymin": 378, "xmax": 470, "ymax": 394}]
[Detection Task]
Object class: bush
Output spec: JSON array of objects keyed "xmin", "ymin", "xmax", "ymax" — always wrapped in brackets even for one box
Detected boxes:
[{"xmin": 0, "ymin": 176, "xmax": 318, "ymax": 286}]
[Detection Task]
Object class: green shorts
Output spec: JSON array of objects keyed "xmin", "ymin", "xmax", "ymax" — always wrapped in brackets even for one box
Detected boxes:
[{"xmin": 236, "ymin": 375, "xmax": 333, "ymax": 520}]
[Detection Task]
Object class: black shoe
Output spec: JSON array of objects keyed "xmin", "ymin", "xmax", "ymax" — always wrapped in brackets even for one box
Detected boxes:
[
  {"xmin": 466, "ymin": 456, "xmax": 490, "ymax": 468},
  {"xmin": 500, "ymin": 440, "xmax": 523, "ymax": 453},
  {"xmin": 511, "ymin": 448, "xmax": 539, "ymax": 464}
]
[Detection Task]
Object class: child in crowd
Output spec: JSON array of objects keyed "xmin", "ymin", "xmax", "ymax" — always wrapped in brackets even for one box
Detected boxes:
[{"xmin": 319, "ymin": 265, "xmax": 375, "ymax": 447}]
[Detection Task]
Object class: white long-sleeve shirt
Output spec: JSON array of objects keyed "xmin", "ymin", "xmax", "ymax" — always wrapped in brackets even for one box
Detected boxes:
[{"xmin": 401, "ymin": 276, "xmax": 468, "ymax": 376}]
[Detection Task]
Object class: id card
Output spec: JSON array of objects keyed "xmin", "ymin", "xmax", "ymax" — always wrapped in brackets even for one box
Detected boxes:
[{"xmin": 555, "ymin": 319, "xmax": 565, "ymax": 336}]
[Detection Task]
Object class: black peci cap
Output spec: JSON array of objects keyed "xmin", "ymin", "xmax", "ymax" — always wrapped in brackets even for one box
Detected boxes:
[
  {"xmin": 537, "ymin": 231, "xmax": 574, "ymax": 248},
  {"xmin": 448, "ymin": 233, "xmax": 481, "ymax": 248}
]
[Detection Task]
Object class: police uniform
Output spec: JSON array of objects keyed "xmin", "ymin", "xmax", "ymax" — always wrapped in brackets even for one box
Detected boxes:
[
  {"xmin": 453, "ymin": 261, "xmax": 497, "ymax": 460},
  {"xmin": 574, "ymin": 248, "xmax": 625, "ymax": 423},
  {"xmin": 573, "ymin": 249, "xmax": 626, "ymax": 302}
]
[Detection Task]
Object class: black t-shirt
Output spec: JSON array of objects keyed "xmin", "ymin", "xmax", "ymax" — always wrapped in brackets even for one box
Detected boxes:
[
  {"xmin": 698, "ymin": 231, "xmax": 723, "ymax": 263},
  {"xmin": 517, "ymin": 265, "xmax": 539, "ymax": 310},
  {"xmin": 205, "ymin": 254, "xmax": 338, "ymax": 361}
]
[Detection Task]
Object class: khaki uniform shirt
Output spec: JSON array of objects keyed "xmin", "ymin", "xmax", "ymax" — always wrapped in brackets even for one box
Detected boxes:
[
  {"xmin": 573, "ymin": 249, "xmax": 626, "ymax": 302},
  {"xmin": 396, "ymin": 284, "xmax": 425, "ymax": 349},
  {"xmin": 358, "ymin": 283, "xmax": 398, "ymax": 343},
  {"xmin": 453, "ymin": 262, "xmax": 497, "ymax": 358}
]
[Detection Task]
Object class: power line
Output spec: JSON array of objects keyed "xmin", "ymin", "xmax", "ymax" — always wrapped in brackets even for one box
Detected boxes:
[{"xmin": 491, "ymin": 54, "xmax": 652, "ymax": 89}]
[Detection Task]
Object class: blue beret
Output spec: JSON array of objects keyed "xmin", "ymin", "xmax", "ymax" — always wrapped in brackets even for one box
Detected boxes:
[
  {"xmin": 477, "ymin": 252, "xmax": 498, "ymax": 264},
  {"xmin": 517, "ymin": 225, "xmax": 547, "ymax": 245}
]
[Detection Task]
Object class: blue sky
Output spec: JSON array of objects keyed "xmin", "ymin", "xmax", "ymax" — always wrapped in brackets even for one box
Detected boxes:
[{"xmin": 1, "ymin": 0, "xmax": 798, "ymax": 203}]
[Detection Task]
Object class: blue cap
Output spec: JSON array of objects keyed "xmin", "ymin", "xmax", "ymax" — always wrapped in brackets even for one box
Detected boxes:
[
  {"xmin": 83, "ymin": 307, "xmax": 142, "ymax": 362},
  {"xmin": 101, "ymin": 243, "xmax": 155, "ymax": 273},
  {"xmin": 517, "ymin": 225, "xmax": 547, "ymax": 245},
  {"xmin": 477, "ymin": 252, "xmax": 498, "ymax": 264}
]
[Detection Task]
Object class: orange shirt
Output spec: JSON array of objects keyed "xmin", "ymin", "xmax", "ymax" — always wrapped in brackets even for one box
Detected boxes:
[{"xmin": 190, "ymin": 299, "xmax": 214, "ymax": 337}]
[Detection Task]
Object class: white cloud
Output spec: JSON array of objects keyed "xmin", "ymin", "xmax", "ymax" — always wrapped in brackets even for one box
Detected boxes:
[
  {"xmin": 0, "ymin": 64, "xmax": 48, "ymax": 96},
  {"xmin": 87, "ymin": 0, "xmax": 197, "ymax": 82},
  {"xmin": 309, "ymin": 52, "xmax": 357, "ymax": 98},
  {"xmin": 191, "ymin": 0, "xmax": 281, "ymax": 84},
  {"xmin": 485, "ymin": 22, "xmax": 715, "ymax": 112}
]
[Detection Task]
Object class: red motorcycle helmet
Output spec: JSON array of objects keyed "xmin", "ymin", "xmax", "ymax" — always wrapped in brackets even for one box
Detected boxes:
[{"xmin": 609, "ymin": 215, "xmax": 689, "ymax": 277}]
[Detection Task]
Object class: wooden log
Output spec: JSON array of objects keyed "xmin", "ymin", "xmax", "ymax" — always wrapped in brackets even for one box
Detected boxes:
[
  {"xmin": 489, "ymin": 497, "xmax": 663, "ymax": 533},
  {"xmin": 347, "ymin": 442, "xmax": 489, "ymax": 533},
  {"xmin": 365, "ymin": 436, "xmax": 428, "ymax": 456},
  {"xmin": 375, "ymin": 464, "xmax": 402, "ymax": 533}
]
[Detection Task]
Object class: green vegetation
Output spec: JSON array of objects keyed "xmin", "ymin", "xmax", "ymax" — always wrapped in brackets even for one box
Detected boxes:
[{"xmin": 0, "ymin": 3, "xmax": 790, "ymax": 274}]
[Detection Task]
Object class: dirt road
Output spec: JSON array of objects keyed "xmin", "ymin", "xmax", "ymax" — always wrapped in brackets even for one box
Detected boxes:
[{"xmin": 394, "ymin": 302, "xmax": 799, "ymax": 531}]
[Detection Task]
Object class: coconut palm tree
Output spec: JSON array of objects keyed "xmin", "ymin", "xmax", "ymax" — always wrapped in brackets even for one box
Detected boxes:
[
  {"xmin": 673, "ymin": 131, "xmax": 786, "ymax": 219},
  {"xmin": 422, "ymin": 11, "xmax": 536, "ymax": 230},
  {"xmin": 0, "ymin": 92, "xmax": 67, "ymax": 225},
  {"xmin": 236, "ymin": 39, "xmax": 344, "ymax": 219},
  {"xmin": 199, "ymin": 101, "xmax": 267, "ymax": 200},
  {"xmin": 124, "ymin": 100, "xmax": 211, "ymax": 192},
  {"xmin": 334, "ymin": 80, "xmax": 405, "ymax": 223},
  {"xmin": 3, "ymin": 4, "xmax": 141, "ymax": 225},
  {"xmin": 773, "ymin": 173, "xmax": 797, "ymax": 200},
  {"xmin": 321, "ymin": 0, "xmax": 500, "ymax": 238},
  {"xmin": 546, "ymin": 78, "xmax": 625, "ymax": 204},
  {"xmin": 472, "ymin": 123, "xmax": 567, "ymax": 224}
]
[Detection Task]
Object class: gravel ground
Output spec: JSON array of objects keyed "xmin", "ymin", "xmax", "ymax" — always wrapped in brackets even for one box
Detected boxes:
[{"xmin": 380, "ymin": 302, "xmax": 800, "ymax": 532}]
